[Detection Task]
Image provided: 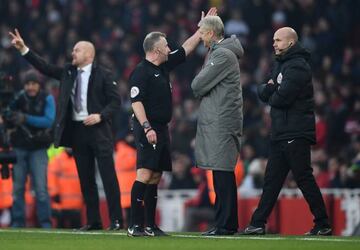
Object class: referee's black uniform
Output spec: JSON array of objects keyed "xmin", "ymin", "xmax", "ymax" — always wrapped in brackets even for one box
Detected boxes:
[
  {"xmin": 130, "ymin": 47, "xmax": 185, "ymax": 171},
  {"xmin": 128, "ymin": 47, "xmax": 186, "ymax": 234}
]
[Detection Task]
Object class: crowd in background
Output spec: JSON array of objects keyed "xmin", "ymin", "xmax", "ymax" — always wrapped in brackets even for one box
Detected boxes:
[{"xmin": 0, "ymin": 0, "xmax": 359, "ymax": 193}]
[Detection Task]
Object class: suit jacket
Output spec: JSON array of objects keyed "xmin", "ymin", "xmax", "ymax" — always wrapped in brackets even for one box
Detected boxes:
[{"xmin": 24, "ymin": 50, "xmax": 121, "ymax": 148}]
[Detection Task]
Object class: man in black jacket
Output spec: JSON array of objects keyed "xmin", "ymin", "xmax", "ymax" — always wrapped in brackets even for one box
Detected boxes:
[
  {"xmin": 242, "ymin": 27, "xmax": 331, "ymax": 236},
  {"xmin": 9, "ymin": 29, "xmax": 123, "ymax": 231}
]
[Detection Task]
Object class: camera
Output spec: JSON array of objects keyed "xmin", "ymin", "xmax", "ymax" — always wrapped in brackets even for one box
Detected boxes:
[{"xmin": 0, "ymin": 70, "xmax": 17, "ymax": 179}]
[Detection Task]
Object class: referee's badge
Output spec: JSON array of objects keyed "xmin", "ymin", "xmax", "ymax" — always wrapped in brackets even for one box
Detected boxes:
[
  {"xmin": 277, "ymin": 72, "xmax": 283, "ymax": 84},
  {"xmin": 130, "ymin": 86, "xmax": 140, "ymax": 98}
]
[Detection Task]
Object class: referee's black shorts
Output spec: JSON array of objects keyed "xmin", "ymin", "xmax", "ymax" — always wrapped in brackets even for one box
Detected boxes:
[{"xmin": 133, "ymin": 121, "xmax": 172, "ymax": 172}]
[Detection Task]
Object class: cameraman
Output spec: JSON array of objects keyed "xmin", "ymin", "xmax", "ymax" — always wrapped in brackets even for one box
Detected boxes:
[{"xmin": 8, "ymin": 71, "xmax": 55, "ymax": 228}]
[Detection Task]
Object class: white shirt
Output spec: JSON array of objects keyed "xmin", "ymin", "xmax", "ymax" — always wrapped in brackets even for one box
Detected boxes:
[{"xmin": 72, "ymin": 63, "xmax": 92, "ymax": 121}]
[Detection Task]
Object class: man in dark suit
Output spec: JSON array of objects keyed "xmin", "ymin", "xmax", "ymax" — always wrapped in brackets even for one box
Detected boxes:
[{"xmin": 9, "ymin": 29, "xmax": 123, "ymax": 231}]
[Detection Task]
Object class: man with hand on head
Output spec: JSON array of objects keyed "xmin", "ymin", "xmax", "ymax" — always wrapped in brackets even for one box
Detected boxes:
[
  {"xmin": 9, "ymin": 29, "xmax": 123, "ymax": 231},
  {"xmin": 127, "ymin": 8, "xmax": 217, "ymax": 237},
  {"xmin": 191, "ymin": 15, "xmax": 244, "ymax": 236}
]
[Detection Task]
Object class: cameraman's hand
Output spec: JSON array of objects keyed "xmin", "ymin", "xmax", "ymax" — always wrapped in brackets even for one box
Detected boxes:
[
  {"xmin": 11, "ymin": 112, "xmax": 26, "ymax": 126},
  {"xmin": 9, "ymin": 29, "xmax": 28, "ymax": 54}
]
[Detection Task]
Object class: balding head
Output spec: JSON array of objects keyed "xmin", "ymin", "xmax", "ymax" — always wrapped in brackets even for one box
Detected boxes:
[
  {"xmin": 71, "ymin": 41, "xmax": 96, "ymax": 68},
  {"xmin": 273, "ymin": 27, "xmax": 298, "ymax": 55},
  {"xmin": 276, "ymin": 27, "xmax": 298, "ymax": 42}
]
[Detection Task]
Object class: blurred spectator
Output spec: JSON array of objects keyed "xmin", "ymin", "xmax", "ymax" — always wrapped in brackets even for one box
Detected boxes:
[
  {"xmin": 328, "ymin": 157, "xmax": 348, "ymax": 188},
  {"xmin": 183, "ymin": 167, "xmax": 214, "ymax": 232},
  {"xmin": 312, "ymin": 163, "xmax": 330, "ymax": 188},
  {"xmin": 114, "ymin": 134, "xmax": 137, "ymax": 227},
  {"xmin": 48, "ymin": 149, "xmax": 82, "ymax": 229},
  {"xmin": 0, "ymin": 174, "xmax": 12, "ymax": 227},
  {"xmin": 346, "ymin": 159, "xmax": 360, "ymax": 189},
  {"xmin": 239, "ymin": 158, "xmax": 266, "ymax": 197},
  {"xmin": 224, "ymin": 10, "xmax": 249, "ymax": 43},
  {"xmin": 168, "ymin": 153, "xmax": 196, "ymax": 190}
]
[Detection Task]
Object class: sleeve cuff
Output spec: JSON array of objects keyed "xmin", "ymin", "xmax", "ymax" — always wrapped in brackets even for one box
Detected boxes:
[{"xmin": 21, "ymin": 47, "xmax": 29, "ymax": 56}]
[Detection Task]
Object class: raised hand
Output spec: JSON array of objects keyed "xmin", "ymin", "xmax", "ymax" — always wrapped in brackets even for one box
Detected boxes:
[
  {"xmin": 199, "ymin": 7, "xmax": 217, "ymax": 26},
  {"xmin": 204, "ymin": 7, "xmax": 217, "ymax": 18},
  {"xmin": 9, "ymin": 28, "xmax": 27, "ymax": 53}
]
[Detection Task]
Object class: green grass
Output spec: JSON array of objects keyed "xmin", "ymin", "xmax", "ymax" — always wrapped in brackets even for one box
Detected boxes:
[{"xmin": 0, "ymin": 229, "xmax": 359, "ymax": 250}]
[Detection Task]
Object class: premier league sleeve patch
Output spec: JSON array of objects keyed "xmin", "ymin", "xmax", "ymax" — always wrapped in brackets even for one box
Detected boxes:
[{"xmin": 130, "ymin": 86, "xmax": 140, "ymax": 98}]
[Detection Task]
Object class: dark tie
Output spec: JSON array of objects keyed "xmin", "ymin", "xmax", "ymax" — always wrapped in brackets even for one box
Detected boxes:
[{"xmin": 74, "ymin": 69, "xmax": 83, "ymax": 112}]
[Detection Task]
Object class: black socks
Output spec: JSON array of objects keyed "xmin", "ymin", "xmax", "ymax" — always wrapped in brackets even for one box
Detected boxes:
[
  {"xmin": 144, "ymin": 184, "xmax": 158, "ymax": 227},
  {"xmin": 130, "ymin": 180, "xmax": 147, "ymax": 226},
  {"xmin": 130, "ymin": 181, "xmax": 159, "ymax": 227}
]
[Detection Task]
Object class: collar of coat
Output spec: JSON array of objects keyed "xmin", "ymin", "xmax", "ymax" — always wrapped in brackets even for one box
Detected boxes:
[{"xmin": 209, "ymin": 38, "xmax": 225, "ymax": 51}]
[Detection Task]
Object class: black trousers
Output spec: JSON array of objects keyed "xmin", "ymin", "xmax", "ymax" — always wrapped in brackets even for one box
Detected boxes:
[
  {"xmin": 72, "ymin": 121, "xmax": 122, "ymax": 225},
  {"xmin": 213, "ymin": 170, "xmax": 238, "ymax": 230},
  {"xmin": 250, "ymin": 139, "xmax": 329, "ymax": 228}
]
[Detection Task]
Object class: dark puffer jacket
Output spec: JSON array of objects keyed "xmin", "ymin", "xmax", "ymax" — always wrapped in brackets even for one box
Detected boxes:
[{"xmin": 258, "ymin": 42, "xmax": 316, "ymax": 144}]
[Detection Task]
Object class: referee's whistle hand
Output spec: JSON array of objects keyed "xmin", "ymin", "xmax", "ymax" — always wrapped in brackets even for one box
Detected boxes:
[{"xmin": 146, "ymin": 129, "xmax": 157, "ymax": 145}]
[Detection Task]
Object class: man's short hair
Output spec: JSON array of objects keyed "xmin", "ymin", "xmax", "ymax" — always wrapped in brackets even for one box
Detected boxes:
[
  {"xmin": 143, "ymin": 32, "xmax": 166, "ymax": 53},
  {"xmin": 198, "ymin": 16, "xmax": 224, "ymax": 38}
]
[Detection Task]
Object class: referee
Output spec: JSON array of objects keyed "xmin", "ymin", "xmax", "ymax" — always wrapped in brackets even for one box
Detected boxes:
[{"xmin": 127, "ymin": 8, "xmax": 217, "ymax": 237}]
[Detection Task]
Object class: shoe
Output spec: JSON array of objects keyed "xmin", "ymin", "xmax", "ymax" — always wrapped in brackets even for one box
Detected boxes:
[
  {"xmin": 107, "ymin": 220, "xmax": 123, "ymax": 230},
  {"xmin": 127, "ymin": 225, "xmax": 146, "ymax": 237},
  {"xmin": 240, "ymin": 225, "xmax": 265, "ymax": 235},
  {"xmin": 144, "ymin": 225, "xmax": 169, "ymax": 236},
  {"xmin": 76, "ymin": 223, "xmax": 102, "ymax": 231},
  {"xmin": 305, "ymin": 227, "xmax": 332, "ymax": 236},
  {"xmin": 201, "ymin": 227, "xmax": 237, "ymax": 236}
]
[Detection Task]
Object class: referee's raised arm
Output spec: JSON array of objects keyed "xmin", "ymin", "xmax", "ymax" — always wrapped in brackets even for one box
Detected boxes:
[{"xmin": 182, "ymin": 7, "xmax": 217, "ymax": 56}]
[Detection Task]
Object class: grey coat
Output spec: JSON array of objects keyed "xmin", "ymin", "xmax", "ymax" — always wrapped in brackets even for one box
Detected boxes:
[{"xmin": 191, "ymin": 35, "xmax": 244, "ymax": 171}]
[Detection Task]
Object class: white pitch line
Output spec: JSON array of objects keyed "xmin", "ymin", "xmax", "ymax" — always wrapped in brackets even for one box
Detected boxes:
[{"xmin": 0, "ymin": 229, "xmax": 359, "ymax": 243}]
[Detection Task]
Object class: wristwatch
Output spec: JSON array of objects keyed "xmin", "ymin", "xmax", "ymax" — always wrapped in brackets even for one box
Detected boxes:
[{"xmin": 142, "ymin": 121, "xmax": 151, "ymax": 129}]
